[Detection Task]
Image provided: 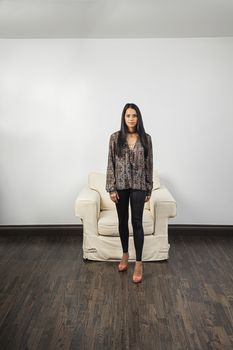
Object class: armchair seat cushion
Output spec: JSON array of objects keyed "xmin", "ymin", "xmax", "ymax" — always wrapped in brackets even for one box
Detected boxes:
[{"xmin": 98, "ymin": 208, "xmax": 154, "ymax": 236}]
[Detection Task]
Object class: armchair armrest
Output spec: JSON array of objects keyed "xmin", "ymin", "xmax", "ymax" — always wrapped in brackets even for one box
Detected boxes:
[
  {"xmin": 75, "ymin": 186, "xmax": 101, "ymax": 237},
  {"xmin": 150, "ymin": 185, "xmax": 177, "ymax": 219},
  {"xmin": 75, "ymin": 186, "xmax": 100, "ymax": 219}
]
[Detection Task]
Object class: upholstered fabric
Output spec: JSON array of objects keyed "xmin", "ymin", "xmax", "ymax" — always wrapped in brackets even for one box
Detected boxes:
[
  {"xmin": 75, "ymin": 171, "xmax": 177, "ymax": 262},
  {"xmin": 98, "ymin": 208, "xmax": 154, "ymax": 236}
]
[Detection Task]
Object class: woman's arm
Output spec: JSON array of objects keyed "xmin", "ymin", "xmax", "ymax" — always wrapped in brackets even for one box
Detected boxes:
[
  {"xmin": 145, "ymin": 134, "xmax": 153, "ymax": 196},
  {"xmin": 106, "ymin": 135, "xmax": 117, "ymax": 193}
]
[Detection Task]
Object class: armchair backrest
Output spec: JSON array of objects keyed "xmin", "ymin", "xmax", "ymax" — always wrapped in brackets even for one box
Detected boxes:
[{"xmin": 88, "ymin": 171, "xmax": 160, "ymax": 211}]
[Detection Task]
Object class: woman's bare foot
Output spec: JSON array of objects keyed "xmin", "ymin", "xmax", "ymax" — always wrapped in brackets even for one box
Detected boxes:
[
  {"xmin": 133, "ymin": 261, "xmax": 143, "ymax": 283},
  {"xmin": 118, "ymin": 252, "xmax": 129, "ymax": 271},
  {"xmin": 122, "ymin": 252, "xmax": 129, "ymax": 263}
]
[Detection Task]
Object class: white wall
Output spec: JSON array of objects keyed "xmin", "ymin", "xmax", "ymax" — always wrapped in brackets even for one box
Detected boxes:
[{"xmin": 0, "ymin": 38, "xmax": 232, "ymax": 225}]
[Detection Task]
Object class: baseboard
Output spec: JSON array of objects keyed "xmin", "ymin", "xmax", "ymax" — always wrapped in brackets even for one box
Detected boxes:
[
  {"xmin": 0, "ymin": 225, "xmax": 83, "ymax": 235},
  {"xmin": 0, "ymin": 224, "xmax": 232, "ymax": 235},
  {"xmin": 169, "ymin": 224, "xmax": 233, "ymax": 235}
]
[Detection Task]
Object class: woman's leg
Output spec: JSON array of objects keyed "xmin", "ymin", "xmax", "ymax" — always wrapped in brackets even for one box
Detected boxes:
[
  {"xmin": 115, "ymin": 189, "xmax": 130, "ymax": 253},
  {"xmin": 130, "ymin": 189, "xmax": 147, "ymax": 261}
]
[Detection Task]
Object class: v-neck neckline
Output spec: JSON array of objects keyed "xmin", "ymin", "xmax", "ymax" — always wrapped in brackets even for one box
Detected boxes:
[{"xmin": 126, "ymin": 135, "xmax": 139, "ymax": 151}]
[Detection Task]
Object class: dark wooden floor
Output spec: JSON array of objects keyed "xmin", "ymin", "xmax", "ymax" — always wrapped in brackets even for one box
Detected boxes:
[{"xmin": 0, "ymin": 234, "xmax": 232, "ymax": 350}]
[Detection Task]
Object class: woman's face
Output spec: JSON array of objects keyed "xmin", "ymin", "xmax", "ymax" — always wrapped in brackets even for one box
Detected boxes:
[{"xmin": 124, "ymin": 108, "xmax": 138, "ymax": 131}]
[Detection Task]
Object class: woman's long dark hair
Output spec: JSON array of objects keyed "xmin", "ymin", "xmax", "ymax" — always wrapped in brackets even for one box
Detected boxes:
[{"xmin": 116, "ymin": 103, "xmax": 149, "ymax": 158}]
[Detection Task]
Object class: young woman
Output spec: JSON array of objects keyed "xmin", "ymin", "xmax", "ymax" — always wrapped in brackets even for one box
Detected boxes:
[{"xmin": 106, "ymin": 103, "xmax": 153, "ymax": 283}]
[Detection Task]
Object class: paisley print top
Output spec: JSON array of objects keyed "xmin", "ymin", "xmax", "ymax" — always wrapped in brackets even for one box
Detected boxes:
[{"xmin": 105, "ymin": 130, "xmax": 153, "ymax": 196}]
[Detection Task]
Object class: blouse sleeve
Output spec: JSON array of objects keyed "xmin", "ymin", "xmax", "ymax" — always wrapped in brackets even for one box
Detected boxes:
[
  {"xmin": 145, "ymin": 135, "xmax": 153, "ymax": 196},
  {"xmin": 106, "ymin": 135, "xmax": 117, "ymax": 193}
]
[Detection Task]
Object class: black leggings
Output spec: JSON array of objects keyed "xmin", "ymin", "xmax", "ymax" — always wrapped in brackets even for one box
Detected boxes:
[{"xmin": 115, "ymin": 188, "xmax": 147, "ymax": 261}]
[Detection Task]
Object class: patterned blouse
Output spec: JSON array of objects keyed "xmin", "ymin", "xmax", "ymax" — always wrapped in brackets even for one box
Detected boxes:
[{"xmin": 106, "ymin": 130, "xmax": 153, "ymax": 196}]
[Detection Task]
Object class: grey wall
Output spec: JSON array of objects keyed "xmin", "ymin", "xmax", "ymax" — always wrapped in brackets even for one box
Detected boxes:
[{"xmin": 0, "ymin": 37, "xmax": 233, "ymax": 225}]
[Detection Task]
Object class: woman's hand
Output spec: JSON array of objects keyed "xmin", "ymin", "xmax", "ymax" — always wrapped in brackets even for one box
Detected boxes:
[
  {"xmin": 110, "ymin": 191, "xmax": 119, "ymax": 203},
  {"xmin": 145, "ymin": 195, "xmax": 151, "ymax": 202}
]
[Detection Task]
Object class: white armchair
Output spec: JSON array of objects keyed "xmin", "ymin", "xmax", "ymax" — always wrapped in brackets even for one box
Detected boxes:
[{"xmin": 75, "ymin": 171, "xmax": 177, "ymax": 262}]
